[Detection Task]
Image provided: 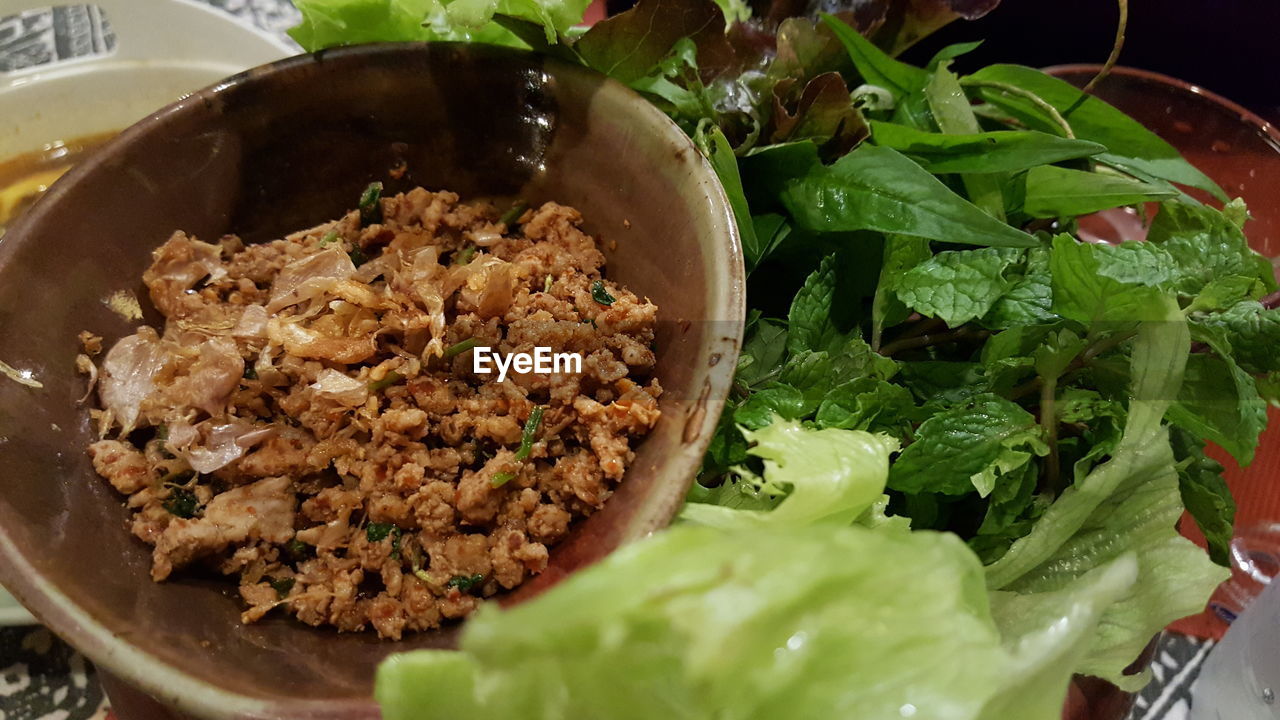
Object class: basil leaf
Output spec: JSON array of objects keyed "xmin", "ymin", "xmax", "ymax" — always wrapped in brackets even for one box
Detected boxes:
[
  {"xmin": 820, "ymin": 14, "xmax": 928, "ymax": 100},
  {"xmin": 870, "ymin": 122, "xmax": 1106, "ymax": 175},
  {"xmin": 967, "ymin": 64, "xmax": 1227, "ymax": 201},
  {"xmin": 700, "ymin": 126, "xmax": 762, "ymax": 267},
  {"xmin": 781, "ymin": 144, "xmax": 1036, "ymax": 248},
  {"xmin": 925, "ymin": 65, "xmax": 1007, "ymax": 221},
  {"xmin": 1022, "ymin": 166, "xmax": 1177, "ymax": 219}
]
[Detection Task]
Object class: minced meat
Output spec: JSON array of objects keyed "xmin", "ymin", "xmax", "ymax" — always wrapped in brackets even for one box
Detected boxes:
[{"xmin": 82, "ymin": 187, "xmax": 661, "ymax": 639}]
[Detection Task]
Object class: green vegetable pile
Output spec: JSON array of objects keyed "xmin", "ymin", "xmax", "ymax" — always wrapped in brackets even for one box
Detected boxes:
[{"xmin": 289, "ymin": 1, "xmax": 1280, "ymax": 717}]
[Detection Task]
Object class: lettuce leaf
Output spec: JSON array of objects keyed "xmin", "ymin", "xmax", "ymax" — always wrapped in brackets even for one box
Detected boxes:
[
  {"xmin": 681, "ymin": 419, "xmax": 897, "ymax": 528},
  {"xmin": 289, "ymin": 0, "xmax": 593, "ymax": 51},
  {"xmin": 377, "ymin": 524, "xmax": 1119, "ymax": 720},
  {"xmin": 984, "ymin": 297, "xmax": 1230, "ymax": 688}
]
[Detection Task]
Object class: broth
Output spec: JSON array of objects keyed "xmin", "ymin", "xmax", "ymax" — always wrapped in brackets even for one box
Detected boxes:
[{"xmin": 0, "ymin": 132, "xmax": 114, "ymax": 234}]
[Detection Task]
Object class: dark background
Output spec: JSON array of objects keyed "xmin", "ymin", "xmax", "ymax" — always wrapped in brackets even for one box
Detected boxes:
[
  {"xmin": 601, "ymin": 0, "xmax": 1280, "ymax": 122},
  {"xmin": 903, "ymin": 0, "xmax": 1280, "ymax": 123}
]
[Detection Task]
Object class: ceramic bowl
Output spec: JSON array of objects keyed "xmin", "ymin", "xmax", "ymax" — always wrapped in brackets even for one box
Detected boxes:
[{"xmin": 0, "ymin": 43, "xmax": 743, "ymax": 718}]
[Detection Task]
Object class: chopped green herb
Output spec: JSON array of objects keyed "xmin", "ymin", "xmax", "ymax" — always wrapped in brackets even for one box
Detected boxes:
[
  {"xmin": 154, "ymin": 424, "xmax": 168, "ymax": 442},
  {"xmin": 348, "ymin": 247, "xmax": 369, "ymax": 267},
  {"xmin": 500, "ymin": 201, "xmax": 528, "ymax": 226},
  {"xmin": 455, "ymin": 246, "xmax": 477, "ymax": 266},
  {"xmin": 242, "ymin": 364, "xmax": 258, "ymax": 380},
  {"xmin": 444, "ymin": 338, "xmax": 479, "ymax": 359},
  {"xmin": 285, "ymin": 538, "xmax": 311, "ymax": 561},
  {"xmin": 543, "ymin": 275, "xmax": 553, "ymax": 293},
  {"xmin": 366, "ymin": 522, "xmax": 398, "ymax": 543},
  {"xmin": 515, "ymin": 406, "xmax": 544, "ymax": 461},
  {"xmin": 445, "ymin": 573, "xmax": 485, "ymax": 593},
  {"xmin": 163, "ymin": 487, "xmax": 199, "ymax": 518},
  {"xmin": 591, "ymin": 280, "xmax": 616, "ymax": 306},
  {"xmin": 270, "ymin": 577, "xmax": 295, "ymax": 599},
  {"xmin": 368, "ymin": 371, "xmax": 404, "ymax": 393},
  {"xmin": 319, "ymin": 230, "xmax": 340, "ymax": 246},
  {"xmin": 490, "ymin": 471, "xmax": 516, "ymax": 488},
  {"xmin": 359, "ymin": 182, "xmax": 383, "ymax": 225}
]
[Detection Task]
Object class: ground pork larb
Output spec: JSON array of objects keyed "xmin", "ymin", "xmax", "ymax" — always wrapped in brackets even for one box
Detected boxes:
[{"xmin": 81, "ymin": 186, "xmax": 662, "ymax": 639}]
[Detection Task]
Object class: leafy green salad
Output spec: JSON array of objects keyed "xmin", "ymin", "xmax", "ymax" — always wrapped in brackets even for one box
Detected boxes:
[{"xmin": 288, "ymin": 1, "xmax": 1280, "ymax": 717}]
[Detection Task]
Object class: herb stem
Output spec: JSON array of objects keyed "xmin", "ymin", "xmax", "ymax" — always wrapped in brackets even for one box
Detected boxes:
[
  {"xmin": 1038, "ymin": 375, "xmax": 1061, "ymax": 495},
  {"xmin": 443, "ymin": 338, "xmax": 479, "ymax": 359},
  {"xmin": 1079, "ymin": 0, "xmax": 1129, "ymax": 97},
  {"xmin": 962, "ymin": 79, "xmax": 1076, "ymax": 139},
  {"xmin": 1008, "ymin": 329, "xmax": 1138, "ymax": 401},
  {"xmin": 879, "ymin": 325, "xmax": 990, "ymax": 357}
]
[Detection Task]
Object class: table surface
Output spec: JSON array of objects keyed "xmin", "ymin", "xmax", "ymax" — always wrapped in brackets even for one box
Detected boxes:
[{"xmin": 0, "ymin": 1, "xmax": 1232, "ymax": 719}]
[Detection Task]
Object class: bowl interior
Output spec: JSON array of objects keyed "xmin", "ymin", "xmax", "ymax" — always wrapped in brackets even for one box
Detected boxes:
[{"xmin": 0, "ymin": 44, "xmax": 741, "ymax": 717}]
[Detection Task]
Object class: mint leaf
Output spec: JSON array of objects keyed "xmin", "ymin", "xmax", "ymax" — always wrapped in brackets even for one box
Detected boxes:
[
  {"xmin": 889, "ymin": 394, "xmax": 1046, "ymax": 496},
  {"xmin": 870, "ymin": 121, "xmax": 1105, "ymax": 175},
  {"xmin": 896, "ymin": 247, "xmax": 1023, "ymax": 326},
  {"xmin": 1167, "ymin": 328, "xmax": 1267, "ymax": 466},
  {"xmin": 898, "ymin": 361, "xmax": 987, "ymax": 411},
  {"xmin": 1192, "ymin": 301, "xmax": 1280, "ymax": 374},
  {"xmin": 984, "ymin": 246, "xmax": 1056, "ymax": 329},
  {"xmin": 1022, "ymin": 166, "xmax": 1176, "ymax": 219},
  {"xmin": 1147, "ymin": 199, "xmax": 1276, "ymax": 296},
  {"xmin": 1049, "ymin": 235, "xmax": 1180, "ymax": 324},
  {"xmin": 736, "ymin": 318, "xmax": 789, "ymax": 387},
  {"xmin": 781, "ymin": 144, "xmax": 1037, "ymax": 248},
  {"xmin": 815, "ymin": 377, "xmax": 915, "ymax": 435},
  {"xmin": 871, "ymin": 235, "xmax": 933, "ymax": 347},
  {"xmin": 733, "ymin": 383, "xmax": 807, "ymax": 429},
  {"xmin": 1185, "ymin": 275, "xmax": 1267, "ymax": 313},
  {"xmin": 1170, "ymin": 427, "xmax": 1236, "ymax": 567},
  {"xmin": 780, "ymin": 337, "xmax": 898, "ymax": 410},
  {"xmin": 970, "ymin": 461, "xmax": 1045, "ymax": 564},
  {"xmin": 788, "ymin": 254, "xmax": 847, "ymax": 354},
  {"xmin": 966, "ymin": 64, "xmax": 1227, "ymax": 201}
]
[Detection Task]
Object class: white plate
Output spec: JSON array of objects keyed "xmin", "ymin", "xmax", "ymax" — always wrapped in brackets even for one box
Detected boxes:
[
  {"xmin": 0, "ymin": 0, "xmax": 292, "ymax": 624},
  {"xmin": 0, "ymin": 0, "xmax": 295, "ymax": 157},
  {"xmin": 0, "ymin": 586, "xmax": 35, "ymax": 625}
]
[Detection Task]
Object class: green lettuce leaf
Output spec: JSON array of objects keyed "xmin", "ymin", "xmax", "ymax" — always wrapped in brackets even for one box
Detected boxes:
[
  {"xmin": 376, "ymin": 524, "xmax": 1088, "ymax": 720},
  {"xmin": 682, "ymin": 419, "xmax": 897, "ymax": 528},
  {"xmin": 984, "ymin": 298, "xmax": 1229, "ymax": 687}
]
